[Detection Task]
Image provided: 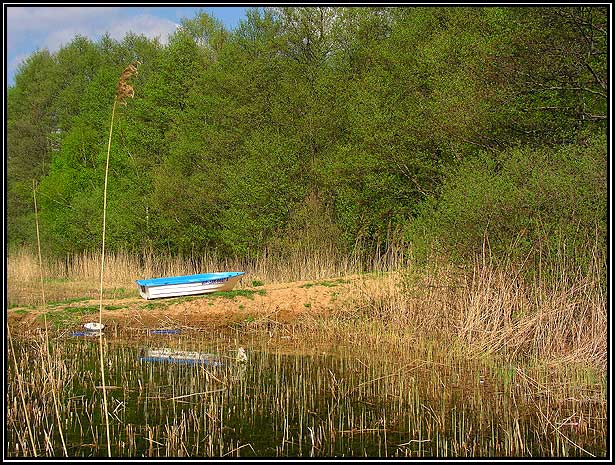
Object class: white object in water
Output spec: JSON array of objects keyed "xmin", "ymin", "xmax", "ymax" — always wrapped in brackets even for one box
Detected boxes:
[
  {"xmin": 84, "ymin": 322, "xmax": 105, "ymax": 332},
  {"xmin": 236, "ymin": 347, "xmax": 248, "ymax": 363}
]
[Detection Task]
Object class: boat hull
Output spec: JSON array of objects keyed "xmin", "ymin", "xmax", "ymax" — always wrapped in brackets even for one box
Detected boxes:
[{"xmin": 136, "ymin": 272, "xmax": 244, "ymax": 300}]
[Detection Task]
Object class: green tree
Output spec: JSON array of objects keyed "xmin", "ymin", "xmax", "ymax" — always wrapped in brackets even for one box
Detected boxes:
[
  {"xmin": 7, "ymin": 50, "xmax": 61, "ymax": 248},
  {"xmin": 407, "ymin": 134, "xmax": 607, "ymax": 274},
  {"xmin": 486, "ymin": 7, "xmax": 608, "ymax": 145}
]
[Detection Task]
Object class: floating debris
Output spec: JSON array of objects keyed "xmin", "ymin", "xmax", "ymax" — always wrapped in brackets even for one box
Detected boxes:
[
  {"xmin": 84, "ymin": 322, "xmax": 105, "ymax": 332},
  {"xmin": 73, "ymin": 322, "xmax": 105, "ymax": 337},
  {"xmin": 236, "ymin": 347, "xmax": 248, "ymax": 363}
]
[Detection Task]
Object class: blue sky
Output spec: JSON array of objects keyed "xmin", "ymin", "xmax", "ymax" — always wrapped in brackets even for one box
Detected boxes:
[{"xmin": 4, "ymin": 5, "xmax": 251, "ymax": 87}]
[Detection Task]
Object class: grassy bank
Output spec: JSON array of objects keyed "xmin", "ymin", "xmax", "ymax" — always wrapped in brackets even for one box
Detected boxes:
[
  {"xmin": 7, "ymin": 246, "xmax": 606, "ymax": 370},
  {"xmin": 6, "ymin": 246, "xmax": 607, "ymax": 457},
  {"xmin": 7, "ymin": 246, "xmax": 386, "ymax": 308}
]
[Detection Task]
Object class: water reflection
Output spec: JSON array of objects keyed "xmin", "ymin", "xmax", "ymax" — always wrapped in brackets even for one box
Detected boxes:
[
  {"xmin": 139, "ymin": 348, "xmax": 224, "ymax": 366},
  {"xmin": 5, "ymin": 333, "xmax": 606, "ymax": 458}
]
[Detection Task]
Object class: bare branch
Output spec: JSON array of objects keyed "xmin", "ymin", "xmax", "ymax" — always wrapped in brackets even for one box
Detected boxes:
[
  {"xmin": 585, "ymin": 61, "xmax": 607, "ymax": 93},
  {"xmin": 581, "ymin": 112, "xmax": 607, "ymax": 121}
]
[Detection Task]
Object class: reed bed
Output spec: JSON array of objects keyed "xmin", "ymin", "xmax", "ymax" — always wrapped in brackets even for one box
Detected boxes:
[
  {"xmin": 6, "ymin": 331, "xmax": 605, "ymax": 457},
  {"xmin": 7, "ymin": 245, "xmax": 394, "ymax": 307},
  {"xmin": 5, "ymin": 244, "xmax": 606, "ymax": 457},
  {"xmin": 324, "ymin": 251, "xmax": 606, "ymax": 371}
]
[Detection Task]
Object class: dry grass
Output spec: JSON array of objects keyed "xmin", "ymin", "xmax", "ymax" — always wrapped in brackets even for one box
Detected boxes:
[
  {"xmin": 339, "ymin": 254, "xmax": 606, "ymax": 371},
  {"xmin": 6, "ymin": 328, "xmax": 606, "ymax": 457},
  {"xmin": 7, "ymin": 245, "xmax": 606, "ymax": 370},
  {"xmin": 6, "ymin": 244, "xmax": 405, "ymax": 307}
]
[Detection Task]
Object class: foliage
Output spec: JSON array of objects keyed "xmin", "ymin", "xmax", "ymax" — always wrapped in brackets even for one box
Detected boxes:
[
  {"xmin": 407, "ymin": 133, "xmax": 607, "ymax": 277},
  {"xmin": 6, "ymin": 7, "xmax": 607, "ymax": 279}
]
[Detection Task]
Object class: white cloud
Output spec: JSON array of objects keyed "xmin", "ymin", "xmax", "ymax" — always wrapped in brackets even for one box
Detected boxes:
[
  {"xmin": 7, "ymin": 6, "xmax": 118, "ymax": 32},
  {"xmin": 105, "ymin": 14, "xmax": 179, "ymax": 44},
  {"xmin": 5, "ymin": 6, "xmax": 181, "ymax": 85},
  {"xmin": 5, "ymin": 6, "xmax": 247, "ymax": 86},
  {"xmin": 7, "ymin": 7, "xmax": 178, "ymax": 54}
]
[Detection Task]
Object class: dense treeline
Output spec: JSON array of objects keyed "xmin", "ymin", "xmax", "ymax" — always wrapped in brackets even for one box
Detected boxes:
[{"xmin": 7, "ymin": 7, "xmax": 607, "ymax": 273}]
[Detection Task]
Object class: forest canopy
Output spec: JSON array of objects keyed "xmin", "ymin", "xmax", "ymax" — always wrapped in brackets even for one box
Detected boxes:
[{"xmin": 6, "ymin": 7, "xmax": 607, "ymax": 272}]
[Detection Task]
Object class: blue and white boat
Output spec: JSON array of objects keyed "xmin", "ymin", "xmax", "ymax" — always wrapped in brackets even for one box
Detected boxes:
[{"xmin": 136, "ymin": 272, "xmax": 245, "ymax": 300}]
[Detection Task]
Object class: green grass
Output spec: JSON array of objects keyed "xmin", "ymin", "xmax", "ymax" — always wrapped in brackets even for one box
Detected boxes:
[
  {"xmin": 251, "ymin": 280, "xmax": 265, "ymax": 287},
  {"xmin": 299, "ymin": 279, "xmax": 350, "ymax": 289},
  {"xmin": 106, "ymin": 287, "xmax": 131, "ymax": 298},
  {"xmin": 104, "ymin": 305, "xmax": 128, "ymax": 311},
  {"xmin": 37, "ymin": 305, "xmax": 99, "ymax": 328},
  {"xmin": 141, "ymin": 302, "xmax": 167, "ymax": 311},
  {"xmin": 47, "ymin": 296, "xmax": 91, "ymax": 307},
  {"xmin": 12, "ymin": 309, "xmax": 30, "ymax": 315},
  {"xmin": 65, "ymin": 305, "xmax": 98, "ymax": 314},
  {"xmin": 9, "ymin": 303, "xmax": 34, "ymax": 310},
  {"xmin": 206, "ymin": 289, "xmax": 267, "ymax": 300}
]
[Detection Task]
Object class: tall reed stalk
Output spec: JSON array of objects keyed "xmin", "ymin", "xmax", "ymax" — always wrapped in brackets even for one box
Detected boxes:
[
  {"xmin": 97, "ymin": 60, "xmax": 140, "ymax": 457},
  {"xmin": 97, "ymin": 97, "xmax": 115, "ymax": 458}
]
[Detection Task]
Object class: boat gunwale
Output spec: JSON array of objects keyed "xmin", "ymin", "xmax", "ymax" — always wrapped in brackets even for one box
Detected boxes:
[{"xmin": 136, "ymin": 272, "xmax": 245, "ymax": 288}]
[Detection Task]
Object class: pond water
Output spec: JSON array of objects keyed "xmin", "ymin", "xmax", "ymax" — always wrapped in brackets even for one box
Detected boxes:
[{"xmin": 6, "ymin": 330, "xmax": 606, "ymax": 458}]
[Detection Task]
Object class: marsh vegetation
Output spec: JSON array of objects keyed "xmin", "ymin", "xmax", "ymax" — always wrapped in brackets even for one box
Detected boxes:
[
  {"xmin": 6, "ymin": 248, "xmax": 606, "ymax": 458},
  {"xmin": 6, "ymin": 5, "xmax": 607, "ymax": 459}
]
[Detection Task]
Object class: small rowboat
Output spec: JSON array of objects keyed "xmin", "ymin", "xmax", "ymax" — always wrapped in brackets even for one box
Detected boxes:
[{"xmin": 136, "ymin": 272, "xmax": 245, "ymax": 300}]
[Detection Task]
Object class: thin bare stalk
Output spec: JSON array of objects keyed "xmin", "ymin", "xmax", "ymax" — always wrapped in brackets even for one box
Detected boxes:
[
  {"xmin": 96, "ymin": 60, "xmax": 139, "ymax": 457},
  {"xmin": 33, "ymin": 180, "xmax": 46, "ymax": 307},
  {"xmin": 33, "ymin": 180, "xmax": 68, "ymax": 456},
  {"xmin": 98, "ymin": 97, "xmax": 117, "ymax": 458},
  {"xmin": 7, "ymin": 323, "xmax": 37, "ymax": 457}
]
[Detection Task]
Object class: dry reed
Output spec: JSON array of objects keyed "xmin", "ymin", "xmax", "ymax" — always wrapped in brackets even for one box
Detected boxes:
[
  {"xmin": 33, "ymin": 181, "xmax": 68, "ymax": 456},
  {"xmin": 6, "ymin": 237, "xmax": 606, "ymax": 371},
  {"xmin": 341, "ymin": 252, "xmax": 606, "ymax": 370}
]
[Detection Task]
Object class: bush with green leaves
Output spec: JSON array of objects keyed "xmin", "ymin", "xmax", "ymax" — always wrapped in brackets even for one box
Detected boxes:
[{"xmin": 407, "ymin": 133, "xmax": 606, "ymax": 277}]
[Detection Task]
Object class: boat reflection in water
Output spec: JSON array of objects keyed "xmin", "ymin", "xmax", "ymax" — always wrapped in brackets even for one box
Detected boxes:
[
  {"xmin": 139, "ymin": 347, "xmax": 248, "ymax": 366},
  {"xmin": 139, "ymin": 348, "xmax": 224, "ymax": 366}
]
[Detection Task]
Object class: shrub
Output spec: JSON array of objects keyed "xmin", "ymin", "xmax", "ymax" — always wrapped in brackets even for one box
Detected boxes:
[{"xmin": 407, "ymin": 134, "xmax": 607, "ymax": 281}]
